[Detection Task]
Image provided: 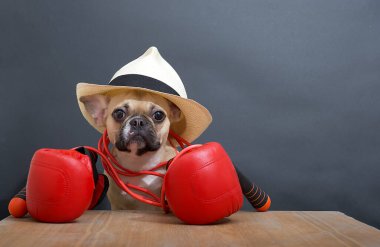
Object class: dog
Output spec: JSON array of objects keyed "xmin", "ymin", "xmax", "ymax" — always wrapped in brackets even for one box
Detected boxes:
[{"xmin": 80, "ymin": 90, "xmax": 182, "ymax": 210}]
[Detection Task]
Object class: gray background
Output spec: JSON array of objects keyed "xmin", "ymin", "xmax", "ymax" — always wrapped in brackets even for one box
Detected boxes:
[{"xmin": 1, "ymin": 0, "xmax": 379, "ymax": 228}]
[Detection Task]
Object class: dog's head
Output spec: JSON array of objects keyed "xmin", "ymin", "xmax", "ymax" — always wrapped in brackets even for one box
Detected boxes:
[{"xmin": 80, "ymin": 91, "xmax": 181, "ymax": 156}]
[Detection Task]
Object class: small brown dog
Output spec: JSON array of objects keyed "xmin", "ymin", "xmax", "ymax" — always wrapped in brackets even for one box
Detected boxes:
[
  {"xmin": 80, "ymin": 90, "xmax": 181, "ymax": 209},
  {"xmin": 76, "ymin": 47, "xmax": 212, "ymax": 210}
]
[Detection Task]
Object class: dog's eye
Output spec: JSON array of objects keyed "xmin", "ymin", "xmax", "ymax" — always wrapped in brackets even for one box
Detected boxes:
[
  {"xmin": 112, "ymin": 109, "xmax": 126, "ymax": 122},
  {"xmin": 153, "ymin": 111, "xmax": 165, "ymax": 122}
]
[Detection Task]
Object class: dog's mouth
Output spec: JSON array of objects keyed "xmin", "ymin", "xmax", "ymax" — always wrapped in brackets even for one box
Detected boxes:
[
  {"xmin": 115, "ymin": 131, "xmax": 161, "ymax": 156},
  {"xmin": 128, "ymin": 133, "xmax": 146, "ymax": 146}
]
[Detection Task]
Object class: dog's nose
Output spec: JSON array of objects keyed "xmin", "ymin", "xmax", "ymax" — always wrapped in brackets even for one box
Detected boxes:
[{"xmin": 129, "ymin": 116, "xmax": 147, "ymax": 128}]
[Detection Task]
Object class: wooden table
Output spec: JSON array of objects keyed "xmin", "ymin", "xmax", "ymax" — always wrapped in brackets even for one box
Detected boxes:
[{"xmin": 0, "ymin": 210, "xmax": 379, "ymax": 246}]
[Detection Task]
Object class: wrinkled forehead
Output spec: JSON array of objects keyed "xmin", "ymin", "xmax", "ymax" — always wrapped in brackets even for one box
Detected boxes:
[{"xmin": 106, "ymin": 91, "xmax": 170, "ymax": 113}]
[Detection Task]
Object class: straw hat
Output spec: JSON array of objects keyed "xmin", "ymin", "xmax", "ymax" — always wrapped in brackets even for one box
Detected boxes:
[{"xmin": 76, "ymin": 46, "xmax": 212, "ymax": 143}]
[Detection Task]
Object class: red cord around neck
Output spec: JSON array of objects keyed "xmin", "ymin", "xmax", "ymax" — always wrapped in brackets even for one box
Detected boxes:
[{"xmin": 81, "ymin": 129, "xmax": 191, "ymax": 211}]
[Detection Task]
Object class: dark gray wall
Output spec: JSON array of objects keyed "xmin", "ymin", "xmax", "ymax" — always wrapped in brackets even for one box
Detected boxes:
[{"xmin": 1, "ymin": 0, "xmax": 379, "ymax": 228}]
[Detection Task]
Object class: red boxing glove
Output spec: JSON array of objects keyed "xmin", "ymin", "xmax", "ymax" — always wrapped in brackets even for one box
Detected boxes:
[
  {"xmin": 164, "ymin": 142, "xmax": 243, "ymax": 224},
  {"xmin": 26, "ymin": 149, "xmax": 95, "ymax": 223}
]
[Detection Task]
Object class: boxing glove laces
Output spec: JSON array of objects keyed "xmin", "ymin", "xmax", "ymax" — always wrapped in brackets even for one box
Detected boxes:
[{"xmin": 94, "ymin": 130, "xmax": 270, "ymax": 224}]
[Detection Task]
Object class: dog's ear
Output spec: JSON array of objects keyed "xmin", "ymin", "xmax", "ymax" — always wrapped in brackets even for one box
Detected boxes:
[
  {"xmin": 80, "ymin": 94, "xmax": 109, "ymax": 128},
  {"xmin": 168, "ymin": 101, "xmax": 182, "ymax": 123}
]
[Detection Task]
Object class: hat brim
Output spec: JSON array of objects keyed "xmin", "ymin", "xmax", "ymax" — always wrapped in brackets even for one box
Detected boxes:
[{"xmin": 76, "ymin": 83, "xmax": 212, "ymax": 144}]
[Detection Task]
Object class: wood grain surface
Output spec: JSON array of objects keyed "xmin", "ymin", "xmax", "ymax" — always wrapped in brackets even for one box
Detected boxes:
[{"xmin": 0, "ymin": 210, "xmax": 379, "ymax": 247}]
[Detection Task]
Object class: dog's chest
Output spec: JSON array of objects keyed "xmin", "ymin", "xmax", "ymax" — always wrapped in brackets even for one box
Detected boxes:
[
  {"xmin": 119, "ymin": 167, "xmax": 166, "ymax": 193},
  {"xmin": 116, "ymin": 155, "xmax": 167, "ymax": 202}
]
